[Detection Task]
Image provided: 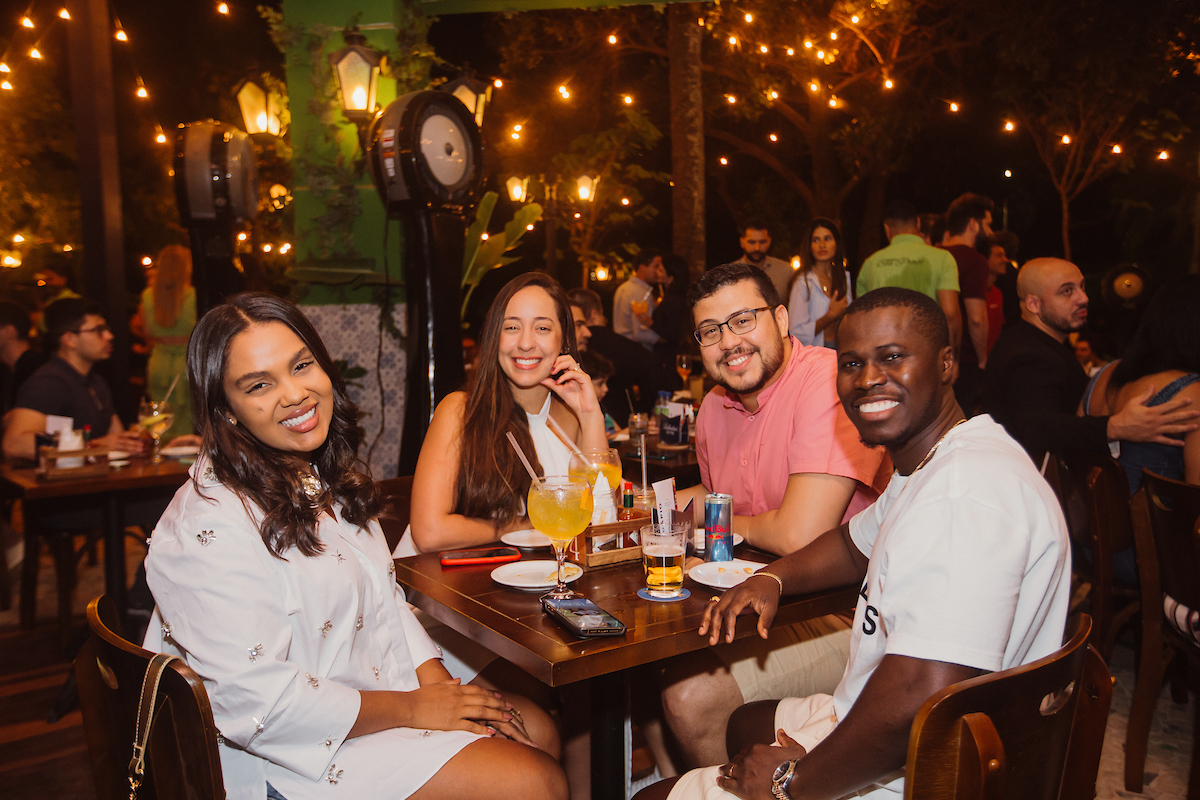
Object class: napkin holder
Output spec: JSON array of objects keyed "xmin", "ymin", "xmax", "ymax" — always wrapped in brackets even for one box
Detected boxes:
[
  {"xmin": 565, "ymin": 514, "xmax": 649, "ymax": 572},
  {"xmin": 37, "ymin": 445, "xmax": 115, "ymax": 481}
]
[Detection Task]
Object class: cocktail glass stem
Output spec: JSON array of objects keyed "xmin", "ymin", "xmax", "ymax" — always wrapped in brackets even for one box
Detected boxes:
[
  {"xmin": 547, "ymin": 542, "xmax": 575, "ymax": 600},
  {"xmin": 151, "ymin": 436, "xmax": 162, "ymax": 462}
]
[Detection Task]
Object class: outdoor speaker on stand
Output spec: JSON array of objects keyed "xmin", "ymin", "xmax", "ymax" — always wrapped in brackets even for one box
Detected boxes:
[
  {"xmin": 366, "ymin": 91, "xmax": 485, "ymax": 475},
  {"xmin": 173, "ymin": 120, "xmax": 258, "ymax": 316}
]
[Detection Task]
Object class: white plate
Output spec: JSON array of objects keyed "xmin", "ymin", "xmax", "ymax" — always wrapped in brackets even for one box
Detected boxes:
[
  {"xmin": 161, "ymin": 445, "xmax": 201, "ymax": 457},
  {"xmin": 501, "ymin": 529, "xmax": 552, "ymax": 548},
  {"xmin": 108, "ymin": 450, "xmax": 131, "ymax": 461},
  {"xmin": 491, "ymin": 560, "xmax": 583, "ymax": 591},
  {"xmin": 687, "ymin": 559, "xmax": 763, "ymax": 590},
  {"xmin": 692, "ymin": 529, "xmax": 745, "ymax": 552}
]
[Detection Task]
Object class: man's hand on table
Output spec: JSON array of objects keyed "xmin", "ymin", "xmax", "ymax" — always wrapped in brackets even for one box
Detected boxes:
[
  {"xmin": 698, "ymin": 573, "xmax": 782, "ymax": 645},
  {"xmin": 94, "ymin": 428, "xmax": 149, "ymax": 456},
  {"xmin": 718, "ymin": 730, "xmax": 807, "ymax": 800}
]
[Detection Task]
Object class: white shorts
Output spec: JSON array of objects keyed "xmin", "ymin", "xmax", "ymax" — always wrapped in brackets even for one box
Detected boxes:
[
  {"xmin": 716, "ymin": 614, "xmax": 852, "ymax": 703},
  {"xmin": 666, "ymin": 694, "xmax": 903, "ymax": 799}
]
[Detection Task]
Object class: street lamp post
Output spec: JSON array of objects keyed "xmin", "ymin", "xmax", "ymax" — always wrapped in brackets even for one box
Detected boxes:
[{"xmin": 234, "ymin": 74, "xmax": 285, "ymax": 137}]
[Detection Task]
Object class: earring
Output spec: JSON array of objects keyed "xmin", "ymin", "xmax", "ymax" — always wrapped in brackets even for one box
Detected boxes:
[{"xmin": 225, "ymin": 413, "xmax": 237, "ymax": 425}]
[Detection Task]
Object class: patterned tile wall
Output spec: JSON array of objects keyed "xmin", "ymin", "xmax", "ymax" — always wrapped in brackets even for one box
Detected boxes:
[{"xmin": 302, "ymin": 304, "xmax": 406, "ymax": 480}]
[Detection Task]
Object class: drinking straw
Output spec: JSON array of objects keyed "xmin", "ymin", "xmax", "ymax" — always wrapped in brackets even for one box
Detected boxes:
[
  {"xmin": 640, "ymin": 433, "xmax": 648, "ymax": 489},
  {"xmin": 546, "ymin": 415, "xmax": 584, "ymax": 457},
  {"xmin": 506, "ymin": 431, "xmax": 540, "ymax": 484},
  {"xmin": 161, "ymin": 373, "xmax": 181, "ymax": 405},
  {"xmin": 625, "ymin": 389, "xmax": 634, "ymax": 412}
]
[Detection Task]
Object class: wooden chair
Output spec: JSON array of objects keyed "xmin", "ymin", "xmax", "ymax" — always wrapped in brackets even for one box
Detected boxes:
[
  {"xmin": 905, "ymin": 614, "xmax": 1112, "ymax": 800},
  {"xmin": 75, "ymin": 595, "xmax": 225, "ymax": 800},
  {"xmin": 1125, "ymin": 469, "xmax": 1200, "ymax": 798},
  {"xmin": 376, "ymin": 475, "xmax": 414, "ymax": 554},
  {"xmin": 1066, "ymin": 452, "xmax": 1142, "ymax": 661}
]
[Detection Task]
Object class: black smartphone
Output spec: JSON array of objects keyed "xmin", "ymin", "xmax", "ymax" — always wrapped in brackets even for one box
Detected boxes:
[
  {"xmin": 439, "ymin": 546, "xmax": 521, "ymax": 567},
  {"xmin": 541, "ymin": 596, "xmax": 627, "ymax": 638}
]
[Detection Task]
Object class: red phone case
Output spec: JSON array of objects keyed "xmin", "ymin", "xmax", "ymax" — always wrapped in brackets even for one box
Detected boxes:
[{"xmin": 439, "ymin": 547, "xmax": 521, "ymax": 567}]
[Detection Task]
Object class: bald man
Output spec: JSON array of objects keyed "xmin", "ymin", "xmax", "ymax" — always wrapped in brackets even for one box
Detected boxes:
[{"xmin": 982, "ymin": 257, "xmax": 1197, "ymax": 461}]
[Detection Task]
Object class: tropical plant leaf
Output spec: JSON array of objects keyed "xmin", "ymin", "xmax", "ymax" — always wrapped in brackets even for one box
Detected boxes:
[{"xmin": 463, "ymin": 191, "xmax": 498, "ymax": 273}]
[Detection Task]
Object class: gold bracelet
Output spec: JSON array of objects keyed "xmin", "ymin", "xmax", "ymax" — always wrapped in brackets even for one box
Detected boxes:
[{"xmin": 752, "ymin": 570, "xmax": 784, "ymax": 597}]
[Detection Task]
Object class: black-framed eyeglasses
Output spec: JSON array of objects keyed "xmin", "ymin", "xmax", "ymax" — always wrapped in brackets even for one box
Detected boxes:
[
  {"xmin": 693, "ymin": 307, "xmax": 773, "ymax": 346},
  {"xmin": 76, "ymin": 324, "xmax": 111, "ymax": 336}
]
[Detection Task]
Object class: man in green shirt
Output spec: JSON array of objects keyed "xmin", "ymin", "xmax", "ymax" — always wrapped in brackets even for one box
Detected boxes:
[{"xmin": 858, "ymin": 200, "xmax": 962, "ymax": 350}]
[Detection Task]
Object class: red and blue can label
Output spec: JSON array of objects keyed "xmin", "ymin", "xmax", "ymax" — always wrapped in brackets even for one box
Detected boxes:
[{"xmin": 705, "ymin": 493, "xmax": 733, "ymax": 562}]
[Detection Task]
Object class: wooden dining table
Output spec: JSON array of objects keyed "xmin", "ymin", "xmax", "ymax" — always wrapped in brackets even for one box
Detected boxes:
[
  {"xmin": 395, "ymin": 546, "xmax": 858, "ymax": 800},
  {"xmin": 0, "ymin": 457, "xmax": 191, "ymax": 632}
]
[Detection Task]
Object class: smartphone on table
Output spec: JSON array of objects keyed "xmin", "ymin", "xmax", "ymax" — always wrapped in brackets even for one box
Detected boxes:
[
  {"xmin": 541, "ymin": 596, "xmax": 627, "ymax": 638},
  {"xmin": 439, "ymin": 546, "xmax": 521, "ymax": 567}
]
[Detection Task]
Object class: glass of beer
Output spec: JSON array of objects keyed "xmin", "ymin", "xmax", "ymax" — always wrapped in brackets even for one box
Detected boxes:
[
  {"xmin": 528, "ymin": 476, "xmax": 594, "ymax": 599},
  {"xmin": 641, "ymin": 515, "xmax": 689, "ymax": 599},
  {"xmin": 568, "ymin": 448, "xmax": 622, "ymax": 506}
]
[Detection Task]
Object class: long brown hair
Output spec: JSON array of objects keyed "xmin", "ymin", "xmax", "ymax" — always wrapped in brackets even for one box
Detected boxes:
[
  {"xmin": 456, "ymin": 272, "xmax": 578, "ymax": 527},
  {"xmin": 188, "ymin": 293, "xmax": 381, "ymax": 558},
  {"xmin": 793, "ymin": 217, "xmax": 848, "ymax": 301},
  {"xmin": 152, "ymin": 245, "xmax": 193, "ymax": 328}
]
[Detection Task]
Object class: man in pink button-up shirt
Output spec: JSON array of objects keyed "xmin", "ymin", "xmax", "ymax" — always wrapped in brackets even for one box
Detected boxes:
[{"xmin": 665, "ymin": 263, "xmax": 891, "ymax": 769}]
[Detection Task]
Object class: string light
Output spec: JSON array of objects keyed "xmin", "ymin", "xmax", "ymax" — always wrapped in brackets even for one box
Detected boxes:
[
  {"xmin": 526, "ymin": 223, "xmax": 535, "ymax": 230},
  {"xmin": 595, "ymin": 266, "xmax": 609, "ymax": 281},
  {"xmin": 786, "ymin": 48, "xmax": 794, "ymax": 56},
  {"xmin": 768, "ymin": 90, "xmax": 778, "ymax": 99},
  {"xmin": 237, "ymin": 232, "xmax": 248, "ymax": 241},
  {"xmin": 884, "ymin": 78, "xmax": 893, "ymax": 89},
  {"xmin": 558, "ymin": 85, "xmax": 569, "ymax": 99},
  {"xmin": 828, "ymin": 96, "xmax": 838, "ymax": 107},
  {"xmin": 608, "ymin": 34, "xmax": 617, "ymax": 44},
  {"xmin": 511, "ymin": 132, "xmax": 520, "ymax": 140},
  {"xmin": 816, "ymin": 50, "xmax": 824, "ymax": 59},
  {"xmin": 21, "ymin": 17, "xmax": 33, "ymax": 28},
  {"xmin": 141, "ymin": 256, "xmax": 152, "ymax": 266},
  {"xmin": 3, "ymin": 256, "xmax": 18, "ymax": 266},
  {"xmin": 809, "ymin": 82, "xmax": 819, "ymax": 92},
  {"xmin": 851, "ymin": 15, "xmax": 860, "ymax": 23},
  {"xmin": 949, "ymin": 102, "xmax": 959, "ymax": 112},
  {"xmin": 0, "ymin": 63, "xmax": 8, "ymax": 72},
  {"xmin": 1111, "ymin": 144, "xmax": 1122, "ymax": 154},
  {"xmin": 719, "ymin": 156, "xmax": 728, "ymax": 165},
  {"xmin": 115, "ymin": 29, "xmax": 127, "ymax": 41},
  {"xmin": 744, "ymin": 13, "xmax": 753, "ymax": 22},
  {"xmin": 620, "ymin": 197, "xmax": 630, "ymax": 205},
  {"xmin": 513, "ymin": 124, "xmax": 522, "ymax": 132},
  {"xmin": 574, "ymin": 212, "xmax": 581, "ymax": 219},
  {"xmin": 481, "ymin": 232, "xmax": 489, "ymax": 240},
  {"xmin": 58, "ymin": 8, "xmax": 69, "ymax": 19},
  {"xmin": 279, "ymin": 243, "xmax": 291, "ymax": 254},
  {"xmin": 1158, "ymin": 150, "xmax": 1169, "ymax": 160},
  {"xmin": 493, "ymin": 79, "xmax": 503, "ymax": 88},
  {"xmin": 156, "ymin": 133, "xmax": 167, "ymax": 143},
  {"xmin": 136, "ymin": 85, "xmax": 148, "ymax": 98},
  {"xmin": 769, "ymin": 133, "xmax": 778, "ymax": 142},
  {"xmin": 726, "ymin": 94, "xmax": 736, "ymax": 104},
  {"xmin": 62, "ymin": 244, "xmax": 72, "ymax": 251},
  {"xmin": 29, "ymin": 48, "xmax": 41, "ymax": 59},
  {"xmin": 728, "ymin": 36, "xmax": 737, "ymax": 45},
  {"xmin": 1004, "ymin": 120, "xmax": 1014, "ymax": 132},
  {"xmin": 830, "ymin": 32, "xmax": 838, "ymax": 40},
  {"xmin": 791, "ymin": 256, "xmax": 801, "ymax": 269},
  {"xmin": 804, "ymin": 40, "xmax": 812, "ymax": 48},
  {"xmin": 1061, "ymin": 134, "xmax": 1070, "ymax": 144},
  {"xmin": 13, "ymin": 234, "xmax": 25, "ymax": 243},
  {"xmin": 262, "ymin": 244, "xmax": 272, "ymax": 253},
  {"xmin": 759, "ymin": 45, "xmax": 768, "ymax": 53},
  {"xmin": 1004, "ymin": 169, "xmax": 1012, "ymax": 178},
  {"xmin": 1, "ymin": 81, "xmax": 12, "ymax": 91},
  {"xmin": 217, "ymin": 2, "xmax": 228, "ymax": 13},
  {"xmin": 623, "ymin": 94, "xmax": 633, "ymax": 104},
  {"xmin": 697, "ymin": 17, "xmax": 704, "ymax": 26}
]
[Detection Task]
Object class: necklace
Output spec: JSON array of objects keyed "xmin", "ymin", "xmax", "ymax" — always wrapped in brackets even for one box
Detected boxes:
[{"xmin": 906, "ymin": 417, "xmax": 968, "ymax": 477}]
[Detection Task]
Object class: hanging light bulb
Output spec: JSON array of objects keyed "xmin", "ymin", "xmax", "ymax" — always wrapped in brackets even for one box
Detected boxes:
[
  {"xmin": 769, "ymin": 90, "xmax": 778, "ymax": 99},
  {"xmin": 884, "ymin": 78, "xmax": 893, "ymax": 89},
  {"xmin": 759, "ymin": 45, "xmax": 768, "ymax": 53},
  {"xmin": 729, "ymin": 36, "xmax": 738, "ymax": 45},
  {"xmin": 621, "ymin": 197, "xmax": 630, "ymax": 206},
  {"xmin": 828, "ymin": 96, "xmax": 838, "ymax": 107},
  {"xmin": 21, "ymin": 17, "xmax": 33, "ymax": 28},
  {"xmin": 493, "ymin": 78, "xmax": 503, "ymax": 88},
  {"xmin": 816, "ymin": 50, "xmax": 825, "ymax": 59},
  {"xmin": 809, "ymin": 82, "xmax": 819, "ymax": 92},
  {"xmin": 59, "ymin": 9, "xmax": 70, "ymax": 19},
  {"xmin": 726, "ymin": 94, "xmax": 737, "ymax": 104},
  {"xmin": 156, "ymin": 132, "xmax": 167, "ymax": 144},
  {"xmin": 513, "ymin": 124, "xmax": 522, "ymax": 132},
  {"xmin": 1004, "ymin": 120, "xmax": 1014, "ymax": 132},
  {"xmin": 718, "ymin": 156, "xmax": 728, "ymax": 165},
  {"xmin": 1, "ymin": 81, "xmax": 12, "ymax": 91},
  {"xmin": 851, "ymin": 15, "xmax": 860, "ymax": 23},
  {"xmin": 29, "ymin": 48, "xmax": 42, "ymax": 59},
  {"xmin": 949, "ymin": 102, "xmax": 959, "ymax": 112},
  {"xmin": 280, "ymin": 243, "xmax": 291, "ymax": 254},
  {"xmin": 136, "ymin": 85, "xmax": 148, "ymax": 98},
  {"xmin": 804, "ymin": 40, "xmax": 813, "ymax": 48},
  {"xmin": 744, "ymin": 13, "xmax": 753, "ymax": 22},
  {"xmin": 623, "ymin": 94, "xmax": 633, "ymax": 104},
  {"xmin": 608, "ymin": 34, "xmax": 617, "ymax": 44},
  {"xmin": 1158, "ymin": 150, "xmax": 1169, "ymax": 160},
  {"xmin": 141, "ymin": 256, "xmax": 153, "ymax": 266},
  {"xmin": 115, "ymin": 29, "xmax": 128, "ymax": 41},
  {"xmin": 830, "ymin": 32, "xmax": 838, "ymax": 40},
  {"xmin": 218, "ymin": 2, "xmax": 229, "ymax": 13},
  {"xmin": 1111, "ymin": 144, "xmax": 1122, "ymax": 154},
  {"xmin": 787, "ymin": 48, "xmax": 795, "ymax": 56},
  {"xmin": 0, "ymin": 63, "xmax": 9, "ymax": 72},
  {"xmin": 769, "ymin": 133, "xmax": 778, "ymax": 142},
  {"xmin": 262, "ymin": 244, "xmax": 273, "ymax": 253},
  {"xmin": 1061, "ymin": 134, "xmax": 1071, "ymax": 144}
]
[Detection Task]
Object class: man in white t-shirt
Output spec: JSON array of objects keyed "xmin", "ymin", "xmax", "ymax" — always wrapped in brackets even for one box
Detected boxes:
[{"xmin": 636, "ymin": 287, "xmax": 1071, "ymax": 800}]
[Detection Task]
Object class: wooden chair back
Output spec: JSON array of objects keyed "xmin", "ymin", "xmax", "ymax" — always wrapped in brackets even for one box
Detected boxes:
[
  {"xmin": 1140, "ymin": 469, "xmax": 1200, "ymax": 610},
  {"xmin": 905, "ymin": 614, "xmax": 1111, "ymax": 800},
  {"xmin": 75, "ymin": 595, "xmax": 225, "ymax": 800},
  {"xmin": 376, "ymin": 475, "xmax": 415, "ymax": 554}
]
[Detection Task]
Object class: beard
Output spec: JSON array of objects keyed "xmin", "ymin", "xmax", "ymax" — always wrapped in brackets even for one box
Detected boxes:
[
  {"xmin": 742, "ymin": 250, "xmax": 767, "ymax": 264},
  {"xmin": 709, "ymin": 339, "xmax": 785, "ymax": 397},
  {"xmin": 1040, "ymin": 307, "xmax": 1085, "ymax": 335},
  {"xmin": 973, "ymin": 228, "xmax": 991, "ymax": 257}
]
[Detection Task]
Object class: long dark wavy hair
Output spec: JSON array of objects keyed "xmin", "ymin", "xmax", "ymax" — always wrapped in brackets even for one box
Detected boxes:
[
  {"xmin": 188, "ymin": 293, "xmax": 381, "ymax": 558},
  {"xmin": 456, "ymin": 272, "xmax": 578, "ymax": 527},
  {"xmin": 1110, "ymin": 276, "xmax": 1200, "ymax": 388},
  {"xmin": 793, "ymin": 217, "xmax": 848, "ymax": 301}
]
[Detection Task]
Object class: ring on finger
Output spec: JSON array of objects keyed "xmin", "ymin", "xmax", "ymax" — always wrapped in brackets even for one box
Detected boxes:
[{"xmin": 710, "ymin": 595, "xmax": 721, "ymax": 603}]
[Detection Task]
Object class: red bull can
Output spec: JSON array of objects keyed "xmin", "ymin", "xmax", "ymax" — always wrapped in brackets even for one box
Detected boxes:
[{"xmin": 704, "ymin": 493, "xmax": 733, "ymax": 562}]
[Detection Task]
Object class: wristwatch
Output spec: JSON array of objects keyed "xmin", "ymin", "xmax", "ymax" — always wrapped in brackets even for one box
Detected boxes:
[{"xmin": 771, "ymin": 758, "xmax": 798, "ymax": 800}]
